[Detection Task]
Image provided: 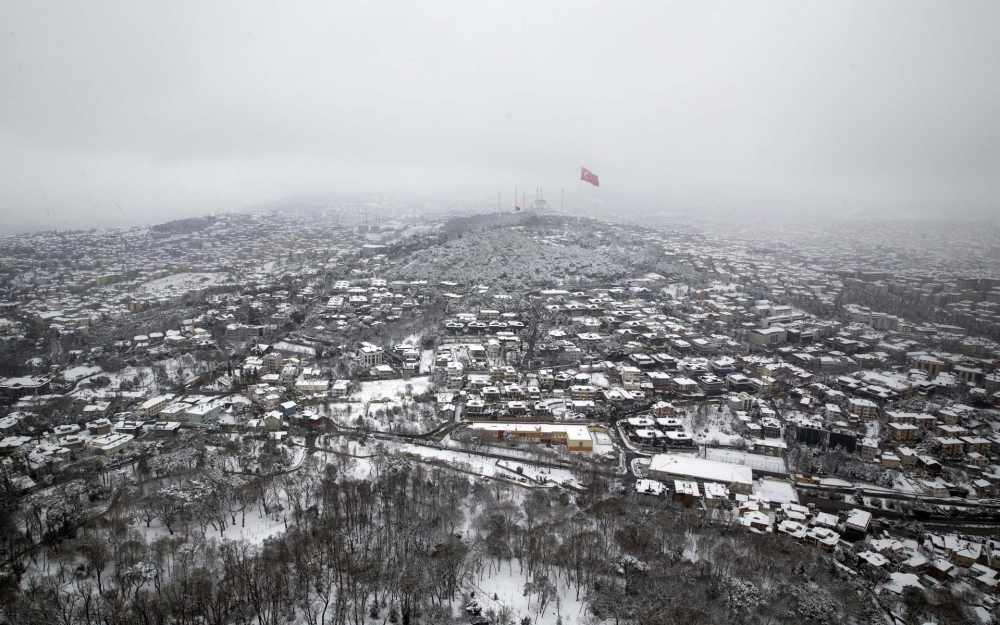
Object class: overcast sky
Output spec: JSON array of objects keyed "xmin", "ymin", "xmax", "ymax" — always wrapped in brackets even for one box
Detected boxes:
[{"xmin": 1, "ymin": 0, "xmax": 998, "ymax": 232}]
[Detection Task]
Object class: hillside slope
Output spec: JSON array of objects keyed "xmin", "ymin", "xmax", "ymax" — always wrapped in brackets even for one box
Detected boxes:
[{"xmin": 391, "ymin": 228, "xmax": 632, "ymax": 287}]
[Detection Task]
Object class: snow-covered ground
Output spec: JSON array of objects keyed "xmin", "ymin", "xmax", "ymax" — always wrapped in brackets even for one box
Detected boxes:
[
  {"xmin": 468, "ymin": 559, "xmax": 588, "ymax": 625},
  {"xmin": 62, "ymin": 365, "xmax": 102, "ymax": 381},
  {"xmin": 140, "ymin": 272, "xmax": 228, "ymax": 295},
  {"xmin": 400, "ymin": 444, "xmax": 501, "ymax": 477},
  {"xmin": 754, "ymin": 478, "xmax": 799, "ymax": 504},
  {"xmin": 680, "ymin": 405, "xmax": 746, "ymax": 446},
  {"xmin": 818, "ymin": 477, "xmax": 854, "ymax": 487},
  {"xmin": 317, "ymin": 401, "xmax": 367, "ymax": 422},
  {"xmin": 352, "ymin": 376, "xmax": 432, "ymax": 403},
  {"xmin": 495, "ymin": 459, "xmax": 576, "ymax": 486},
  {"xmin": 591, "ymin": 430, "xmax": 616, "ymax": 456},
  {"xmin": 588, "ymin": 372, "xmax": 610, "ymax": 388},
  {"xmin": 273, "ymin": 341, "xmax": 316, "ymax": 356},
  {"xmin": 420, "ymin": 349, "xmax": 435, "ymax": 373},
  {"xmin": 893, "ymin": 473, "xmax": 921, "ymax": 493},
  {"xmin": 319, "ymin": 393, "xmax": 443, "ymax": 434},
  {"xmin": 704, "ymin": 448, "xmax": 787, "ymax": 473},
  {"xmin": 104, "ymin": 366, "xmax": 156, "ymax": 390}
]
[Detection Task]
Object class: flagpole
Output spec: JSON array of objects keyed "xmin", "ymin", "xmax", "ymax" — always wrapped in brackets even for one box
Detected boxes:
[{"xmin": 577, "ymin": 178, "xmax": 582, "ymax": 224}]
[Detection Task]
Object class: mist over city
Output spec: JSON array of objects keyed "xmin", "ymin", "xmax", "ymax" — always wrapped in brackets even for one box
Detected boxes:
[
  {"xmin": 3, "ymin": 0, "xmax": 999, "ymax": 232},
  {"xmin": 2, "ymin": 3, "xmax": 1000, "ymax": 625}
]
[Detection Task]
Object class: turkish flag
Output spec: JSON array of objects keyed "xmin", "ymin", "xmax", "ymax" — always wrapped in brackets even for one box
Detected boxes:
[
  {"xmin": 581, "ymin": 167, "xmax": 600, "ymax": 187},
  {"xmin": 515, "ymin": 205, "xmax": 521, "ymax": 212}
]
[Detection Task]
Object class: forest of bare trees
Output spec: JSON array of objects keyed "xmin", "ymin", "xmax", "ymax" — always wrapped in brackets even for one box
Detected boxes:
[{"xmin": 0, "ymin": 436, "xmax": 914, "ymax": 625}]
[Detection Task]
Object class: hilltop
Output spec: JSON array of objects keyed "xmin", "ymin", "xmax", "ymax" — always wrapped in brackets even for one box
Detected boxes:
[{"xmin": 390, "ymin": 221, "xmax": 641, "ymax": 287}]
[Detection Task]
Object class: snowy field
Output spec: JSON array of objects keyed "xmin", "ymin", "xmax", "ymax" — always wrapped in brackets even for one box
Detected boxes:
[
  {"xmin": 62, "ymin": 365, "xmax": 102, "ymax": 381},
  {"xmin": 591, "ymin": 431, "xmax": 617, "ymax": 456},
  {"xmin": 104, "ymin": 366, "xmax": 156, "ymax": 390},
  {"xmin": 754, "ymin": 478, "xmax": 799, "ymax": 504},
  {"xmin": 420, "ymin": 349, "xmax": 435, "ymax": 373},
  {"xmin": 352, "ymin": 375, "xmax": 432, "ymax": 403},
  {"xmin": 272, "ymin": 341, "xmax": 316, "ymax": 356},
  {"xmin": 400, "ymin": 444, "xmax": 501, "ymax": 478},
  {"xmin": 140, "ymin": 272, "xmax": 228, "ymax": 295},
  {"xmin": 318, "ymin": 392, "xmax": 443, "ymax": 434},
  {"xmin": 704, "ymin": 448, "xmax": 787, "ymax": 473},
  {"xmin": 317, "ymin": 401, "xmax": 367, "ymax": 421}
]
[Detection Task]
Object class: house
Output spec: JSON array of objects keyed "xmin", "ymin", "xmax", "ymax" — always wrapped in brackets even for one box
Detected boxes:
[
  {"xmin": 672, "ymin": 377, "xmax": 699, "ymax": 394},
  {"xmin": 673, "ymin": 480, "xmax": 701, "ymax": 507},
  {"xmin": 918, "ymin": 455, "xmax": 942, "ymax": 475},
  {"xmin": 727, "ymin": 392, "xmax": 755, "ymax": 412},
  {"xmin": 137, "ymin": 394, "xmax": 173, "ymax": 417},
  {"xmin": 750, "ymin": 327, "xmax": 787, "ymax": 347},
  {"xmin": 806, "ymin": 526, "xmax": 840, "ymax": 552},
  {"xmin": 358, "ymin": 343, "xmax": 384, "ymax": 366},
  {"xmin": 85, "ymin": 418, "xmax": 112, "ymax": 436},
  {"xmin": 262, "ymin": 411, "xmax": 284, "ymax": 431},
  {"xmin": 0, "ymin": 436, "xmax": 32, "ymax": 456},
  {"xmin": 651, "ymin": 401, "xmax": 676, "ymax": 418},
  {"xmin": 331, "ymin": 380, "xmax": 350, "ymax": 398},
  {"xmin": 848, "ymin": 398, "xmax": 877, "ymax": 421},
  {"xmin": 185, "ymin": 402, "xmax": 222, "ymax": 424},
  {"xmin": 703, "ymin": 482, "xmax": 730, "ymax": 507},
  {"xmin": 635, "ymin": 478, "xmax": 667, "ymax": 497},
  {"xmin": 880, "ymin": 452, "xmax": 901, "ymax": 469},
  {"xmin": 752, "ymin": 438, "xmax": 787, "ymax": 457},
  {"xmin": 262, "ymin": 352, "xmax": 283, "ymax": 374},
  {"xmin": 741, "ymin": 510, "xmax": 772, "ymax": 532},
  {"xmin": 620, "ymin": 366, "xmax": 642, "ymax": 390},
  {"xmin": 961, "ymin": 436, "xmax": 990, "ymax": 455},
  {"xmin": 920, "ymin": 480, "xmax": 950, "ymax": 498},
  {"xmin": 0, "ymin": 376, "xmax": 51, "ymax": 399},
  {"xmin": 843, "ymin": 509, "xmax": 872, "ymax": 540},
  {"xmin": 858, "ymin": 551, "xmax": 889, "ymax": 574},
  {"xmin": 860, "ymin": 438, "xmax": 879, "ymax": 461},
  {"xmin": 150, "ymin": 421, "xmax": 182, "ymax": 437},
  {"xmin": 89, "ymin": 433, "xmax": 134, "ymax": 455},
  {"xmin": 296, "ymin": 378, "xmax": 329, "ymax": 393},
  {"xmin": 902, "ymin": 554, "xmax": 929, "ymax": 573},
  {"xmin": 938, "ymin": 437, "xmax": 966, "ymax": 457},
  {"xmin": 888, "ymin": 423, "xmax": 919, "ymax": 446},
  {"xmin": 936, "ymin": 424, "xmax": 969, "ymax": 439},
  {"xmin": 778, "ymin": 520, "xmax": 808, "ymax": 541},
  {"xmin": 114, "ymin": 420, "xmax": 144, "ymax": 436},
  {"xmin": 953, "ymin": 541, "xmax": 986, "ymax": 568},
  {"xmin": 897, "ymin": 446, "xmax": 918, "ymax": 468}
]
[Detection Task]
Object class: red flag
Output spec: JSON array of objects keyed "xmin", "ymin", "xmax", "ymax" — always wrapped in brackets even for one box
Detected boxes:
[
  {"xmin": 581, "ymin": 167, "xmax": 599, "ymax": 187},
  {"xmin": 515, "ymin": 205, "xmax": 521, "ymax": 212}
]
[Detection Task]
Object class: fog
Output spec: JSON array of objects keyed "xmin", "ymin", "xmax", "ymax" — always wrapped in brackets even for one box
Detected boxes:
[{"xmin": 2, "ymin": 0, "xmax": 999, "ymax": 232}]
